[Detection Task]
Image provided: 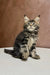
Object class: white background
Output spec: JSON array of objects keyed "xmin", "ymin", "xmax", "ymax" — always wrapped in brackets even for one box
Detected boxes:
[{"xmin": 0, "ymin": 47, "xmax": 50, "ymax": 75}]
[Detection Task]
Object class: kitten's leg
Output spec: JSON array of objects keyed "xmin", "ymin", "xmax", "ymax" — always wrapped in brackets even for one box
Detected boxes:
[
  {"xmin": 30, "ymin": 44, "xmax": 40, "ymax": 59},
  {"xmin": 20, "ymin": 38, "xmax": 29, "ymax": 60},
  {"xmin": 20, "ymin": 45, "xmax": 29, "ymax": 60}
]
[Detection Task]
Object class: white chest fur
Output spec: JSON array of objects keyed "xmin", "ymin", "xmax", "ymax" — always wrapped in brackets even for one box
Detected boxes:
[{"xmin": 28, "ymin": 37, "xmax": 36, "ymax": 50}]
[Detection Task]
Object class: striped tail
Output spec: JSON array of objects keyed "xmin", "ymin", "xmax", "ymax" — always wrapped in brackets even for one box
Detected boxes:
[{"xmin": 4, "ymin": 49, "xmax": 13, "ymax": 55}]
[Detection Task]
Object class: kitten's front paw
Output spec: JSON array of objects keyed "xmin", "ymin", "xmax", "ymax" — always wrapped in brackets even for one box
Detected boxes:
[
  {"xmin": 21, "ymin": 50, "xmax": 29, "ymax": 61},
  {"xmin": 22, "ymin": 53, "xmax": 28, "ymax": 61},
  {"xmin": 30, "ymin": 50, "xmax": 40, "ymax": 59},
  {"xmin": 22, "ymin": 57, "xmax": 28, "ymax": 61},
  {"xmin": 32, "ymin": 54, "xmax": 40, "ymax": 59}
]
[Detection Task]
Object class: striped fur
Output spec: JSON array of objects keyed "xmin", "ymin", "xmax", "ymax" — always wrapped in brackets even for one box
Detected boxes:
[{"xmin": 4, "ymin": 15, "xmax": 40, "ymax": 60}]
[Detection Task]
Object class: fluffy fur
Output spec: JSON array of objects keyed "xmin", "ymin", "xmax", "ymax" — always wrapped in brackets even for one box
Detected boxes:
[{"xmin": 4, "ymin": 15, "xmax": 40, "ymax": 60}]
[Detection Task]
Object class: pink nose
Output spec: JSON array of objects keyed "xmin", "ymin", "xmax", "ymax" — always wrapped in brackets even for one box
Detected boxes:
[{"xmin": 30, "ymin": 24, "xmax": 32, "ymax": 25}]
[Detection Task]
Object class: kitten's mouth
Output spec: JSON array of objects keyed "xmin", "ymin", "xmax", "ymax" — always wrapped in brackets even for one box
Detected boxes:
[
  {"xmin": 27, "ymin": 27, "xmax": 35, "ymax": 31},
  {"xmin": 28, "ymin": 28, "xmax": 34, "ymax": 31}
]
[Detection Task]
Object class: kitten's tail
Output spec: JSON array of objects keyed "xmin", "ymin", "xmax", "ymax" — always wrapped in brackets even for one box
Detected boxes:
[{"xmin": 4, "ymin": 49, "xmax": 14, "ymax": 55}]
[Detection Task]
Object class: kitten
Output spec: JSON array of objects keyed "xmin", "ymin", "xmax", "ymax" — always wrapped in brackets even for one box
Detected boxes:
[{"xmin": 4, "ymin": 15, "xmax": 40, "ymax": 60}]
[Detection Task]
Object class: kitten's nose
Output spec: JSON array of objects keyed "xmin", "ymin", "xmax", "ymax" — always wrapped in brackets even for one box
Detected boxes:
[{"xmin": 30, "ymin": 24, "xmax": 32, "ymax": 26}]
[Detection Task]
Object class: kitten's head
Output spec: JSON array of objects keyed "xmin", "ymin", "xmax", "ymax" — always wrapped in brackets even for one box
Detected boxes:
[{"xmin": 24, "ymin": 15, "xmax": 40, "ymax": 32}]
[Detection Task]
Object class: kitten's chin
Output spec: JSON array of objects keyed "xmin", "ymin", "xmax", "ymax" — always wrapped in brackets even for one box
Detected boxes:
[{"xmin": 28, "ymin": 29, "xmax": 34, "ymax": 32}]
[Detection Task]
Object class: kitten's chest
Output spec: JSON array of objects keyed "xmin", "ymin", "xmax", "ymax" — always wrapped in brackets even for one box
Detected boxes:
[{"xmin": 27, "ymin": 37, "xmax": 36, "ymax": 50}]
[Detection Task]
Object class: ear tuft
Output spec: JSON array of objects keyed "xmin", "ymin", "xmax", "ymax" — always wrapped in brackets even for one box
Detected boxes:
[
  {"xmin": 34, "ymin": 15, "xmax": 40, "ymax": 24},
  {"xmin": 24, "ymin": 15, "xmax": 26, "ymax": 17},
  {"xmin": 24, "ymin": 15, "xmax": 30, "ymax": 23},
  {"xmin": 38, "ymin": 15, "xmax": 40, "ymax": 17}
]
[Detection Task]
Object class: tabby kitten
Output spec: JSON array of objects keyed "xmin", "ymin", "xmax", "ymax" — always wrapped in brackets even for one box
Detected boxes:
[{"xmin": 4, "ymin": 15, "xmax": 40, "ymax": 60}]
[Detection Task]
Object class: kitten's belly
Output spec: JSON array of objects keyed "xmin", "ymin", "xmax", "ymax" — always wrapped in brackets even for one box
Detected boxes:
[{"xmin": 28, "ymin": 37, "xmax": 36, "ymax": 50}]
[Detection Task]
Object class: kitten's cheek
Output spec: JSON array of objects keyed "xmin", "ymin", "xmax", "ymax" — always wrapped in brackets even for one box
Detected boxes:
[
  {"xmin": 32, "ymin": 27, "xmax": 35, "ymax": 30},
  {"xmin": 27, "ymin": 26, "xmax": 30, "ymax": 29}
]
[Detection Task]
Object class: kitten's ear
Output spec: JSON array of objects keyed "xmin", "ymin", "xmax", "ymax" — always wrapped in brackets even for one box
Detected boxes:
[
  {"xmin": 24, "ymin": 15, "xmax": 30, "ymax": 23},
  {"xmin": 34, "ymin": 15, "xmax": 40, "ymax": 24}
]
